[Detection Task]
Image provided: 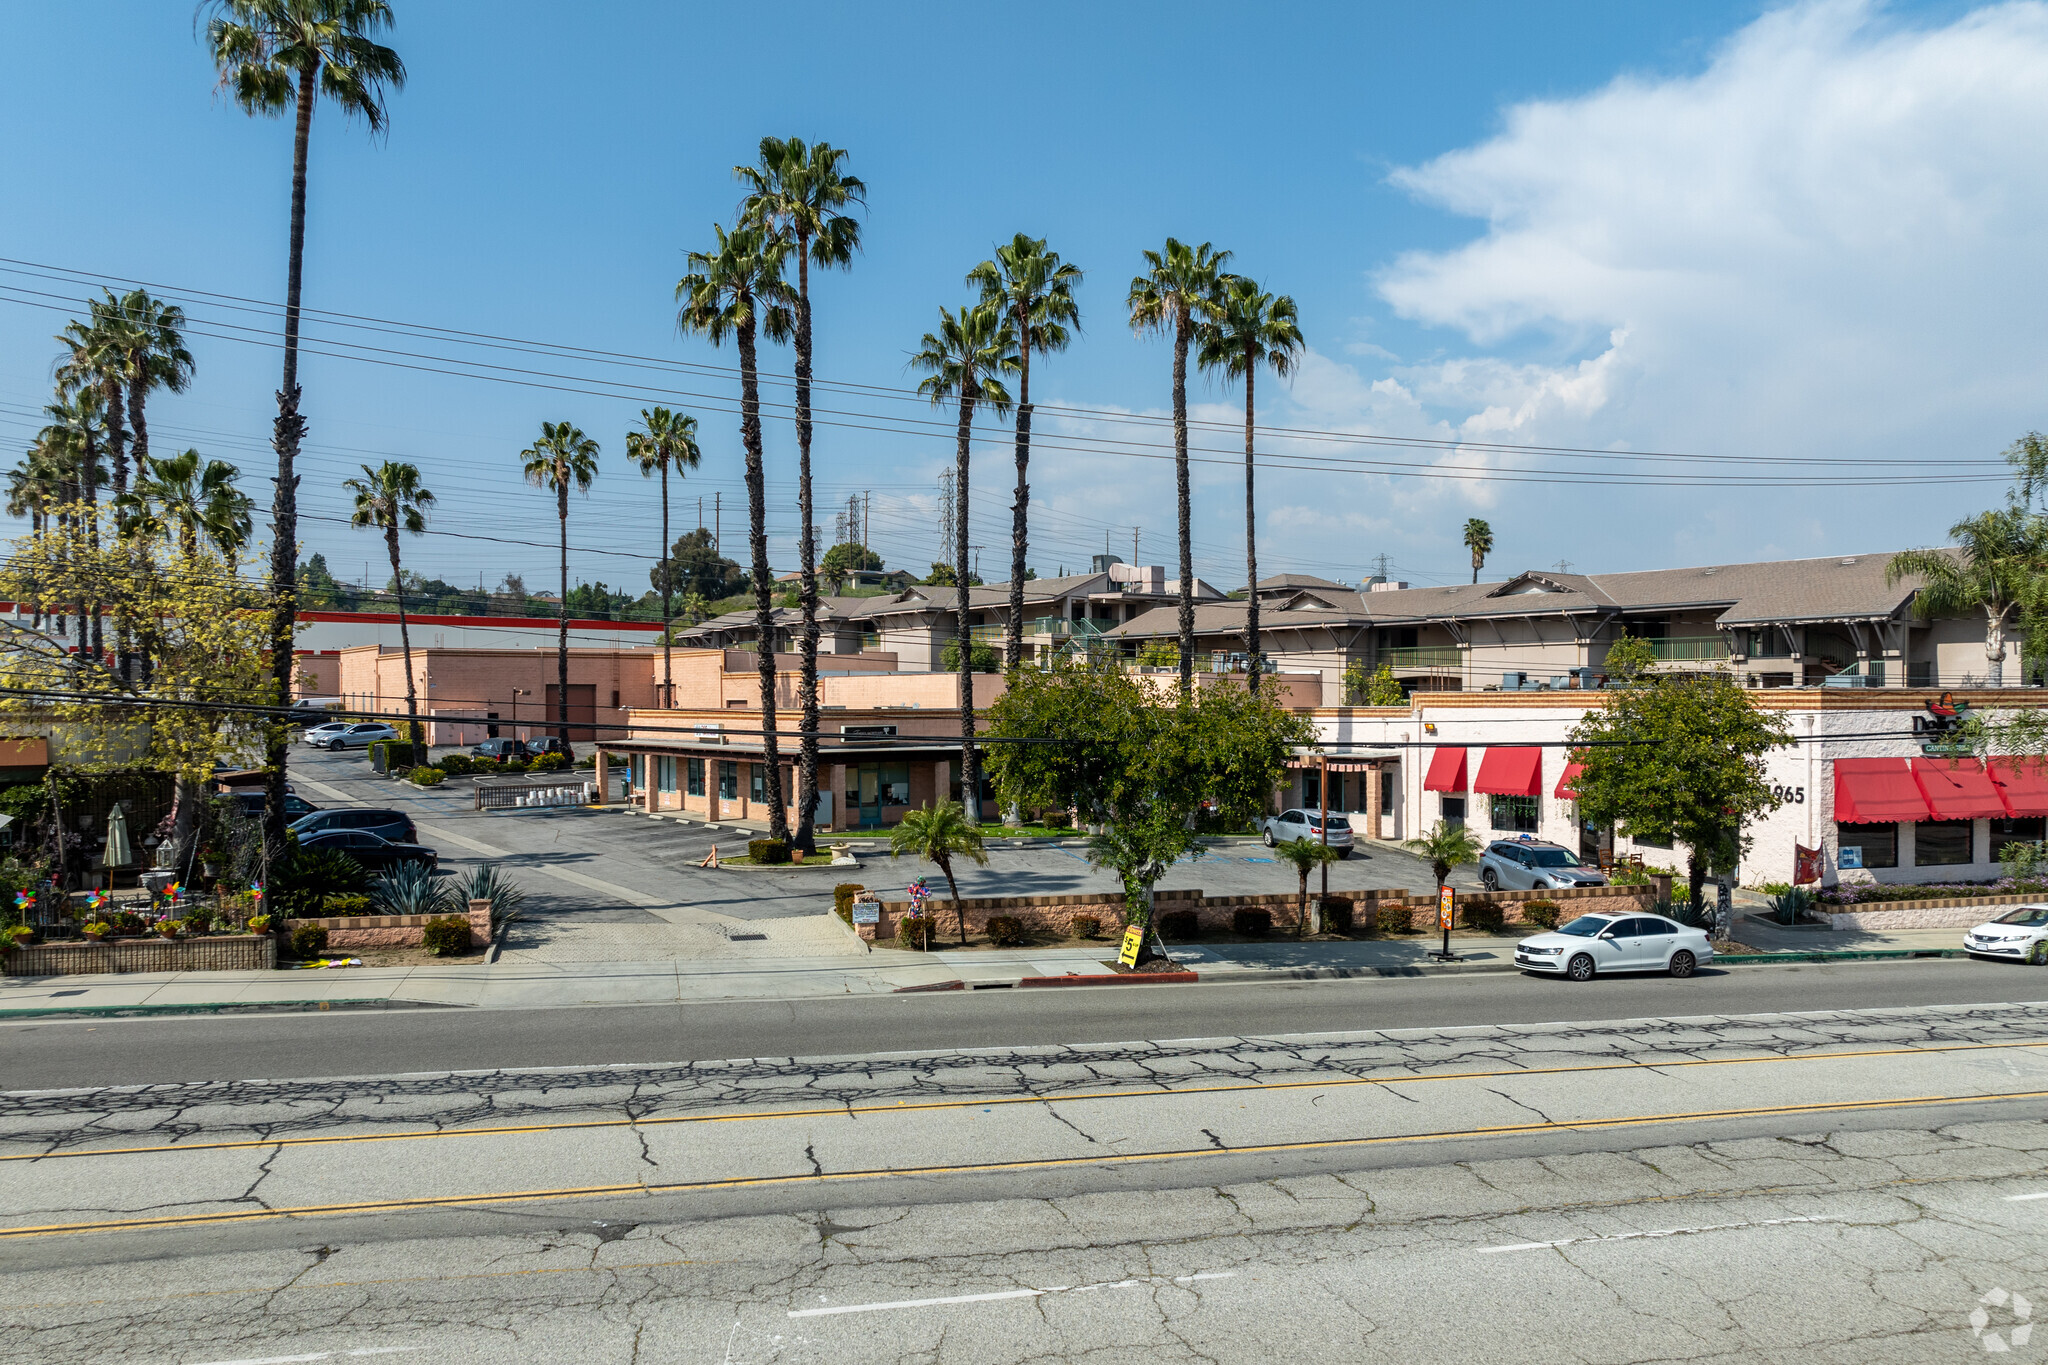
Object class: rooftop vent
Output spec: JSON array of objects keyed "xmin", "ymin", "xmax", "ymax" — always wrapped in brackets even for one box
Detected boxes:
[
  {"xmin": 1840, "ymin": 557, "xmax": 1858, "ymax": 566},
  {"xmin": 1702, "ymin": 568, "xmax": 1717, "ymax": 576}
]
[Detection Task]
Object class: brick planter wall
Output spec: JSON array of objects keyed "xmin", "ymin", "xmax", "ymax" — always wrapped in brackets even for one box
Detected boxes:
[
  {"xmin": 291, "ymin": 900, "xmax": 493, "ymax": 949},
  {"xmin": 5, "ymin": 934, "xmax": 276, "ymax": 976}
]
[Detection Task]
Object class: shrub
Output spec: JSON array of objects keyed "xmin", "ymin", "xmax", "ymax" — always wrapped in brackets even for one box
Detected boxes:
[
  {"xmin": 289, "ymin": 922, "xmax": 329, "ymax": 958},
  {"xmin": 421, "ymin": 915, "xmax": 472, "ymax": 956},
  {"xmin": 322, "ymin": 893, "xmax": 374, "ymax": 917},
  {"xmin": 1521, "ymin": 899, "xmax": 1562, "ymax": 930},
  {"xmin": 1043, "ymin": 811, "xmax": 1072, "ymax": 829},
  {"xmin": 1463, "ymin": 901, "xmax": 1506, "ymax": 934},
  {"xmin": 1232, "ymin": 908, "xmax": 1272, "ymax": 936},
  {"xmin": 1320, "ymin": 898, "xmax": 1353, "ymax": 935},
  {"xmin": 748, "ymin": 838, "xmax": 790, "ymax": 865},
  {"xmin": 533, "ymin": 752, "xmax": 570, "ymax": 772},
  {"xmin": 245, "ymin": 914, "xmax": 273, "ymax": 933},
  {"xmin": 1158, "ymin": 909, "xmax": 1198, "ymax": 940},
  {"xmin": 833, "ymin": 883, "xmax": 865, "ymax": 926},
  {"xmin": 437, "ymin": 753, "xmax": 476, "ymax": 775},
  {"xmin": 1373, "ymin": 902, "xmax": 1413, "ymax": 934},
  {"xmin": 461, "ymin": 863, "xmax": 527, "ymax": 933},
  {"xmin": 1069, "ymin": 914, "xmax": 1101, "ymax": 939},
  {"xmin": 371, "ymin": 861, "xmax": 454, "ymax": 917},
  {"xmin": 1767, "ymin": 886, "xmax": 1816, "ymax": 924},
  {"xmin": 409, "ymin": 766, "xmax": 446, "ymax": 787},
  {"xmin": 896, "ymin": 914, "xmax": 930, "ymax": 950},
  {"xmin": 986, "ymin": 915, "xmax": 1025, "ymax": 947}
]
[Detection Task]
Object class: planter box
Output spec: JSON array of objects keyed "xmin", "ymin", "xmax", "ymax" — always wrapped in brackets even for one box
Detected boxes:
[
  {"xmin": 5, "ymin": 933, "xmax": 277, "ymax": 976},
  {"xmin": 289, "ymin": 900, "xmax": 492, "ymax": 949}
]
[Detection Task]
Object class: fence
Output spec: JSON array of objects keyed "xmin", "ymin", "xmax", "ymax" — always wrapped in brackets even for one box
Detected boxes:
[{"xmin": 474, "ymin": 780, "xmax": 594, "ymax": 811}]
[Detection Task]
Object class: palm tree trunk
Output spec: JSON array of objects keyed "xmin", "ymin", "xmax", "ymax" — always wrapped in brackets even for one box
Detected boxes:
[
  {"xmin": 792, "ymin": 248, "xmax": 821, "ymax": 856},
  {"xmin": 390, "ymin": 528, "xmax": 421, "ymax": 753},
  {"xmin": 1006, "ymin": 333, "xmax": 1031, "ymax": 673},
  {"xmin": 1173, "ymin": 315, "xmax": 1194, "ymax": 701},
  {"xmin": 1988, "ymin": 604, "xmax": 2009, "ymax": 687},
  {"xmin": 737, "ymin": 313, "xmax": 789, "ymax": 842},
  {"xmin": 940, "ymin": 856, "xmax": 966, "ymax": 947},
  {"xmin": 262, "ymin": 58, "xmax": 319, "ymax": 880},
  {"xmin": 556, "ymin": 479, "xmax": 570, "ymax": 747},
  {"xmin": 1243, "ymin": 351, "xmax": 1260, "ymax": 693},
  {"xmin": 82, "ymin": 433, "xmax": 103, "ymax": 664},
  {"xmin": 955, "ymin": 385, "xmax": 980, "ymax": 826},
  {"xmin": 659, "ymin": 464, "xmax": 672, "ymax": 707}
]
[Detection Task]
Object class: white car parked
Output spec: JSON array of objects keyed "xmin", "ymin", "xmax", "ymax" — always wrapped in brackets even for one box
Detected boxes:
[
  {"xmin": 310, "ymin": 721, "xmax": 398, "ymax": 751},
  {"xmin": 1261, "ymin": 809, "xmax": 1354, "ymax": 857},
  {"xmin": 301, "ymin": 721, "xmax": 353, "ymax": 746},
  {"xmin": 1963, "ymin": 906, "xmax": 2048, "ymax": 964},
  {"xmin": 1514, "ymin": 912, "xmax": 1714, "ymax": 981}
]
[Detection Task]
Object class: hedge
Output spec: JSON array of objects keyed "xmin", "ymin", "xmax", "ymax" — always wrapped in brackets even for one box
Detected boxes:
[
  {"xmin": 749, "ymin": 838, "xmax": 790, "ymax": 865},
  {"xmin": 986, "ymin": 915, "xmax": 1025, "ymax": 947},
  {"xmin": 410, "ymin": 766, "xmax": 446, "ymax": 787},
  {"xmin": 289, "ymin": 922, "xmax": 329, "ymax": 958},
  {"xmin": 1522, "ymin": 899, "xmax": 1562, "ymax": 929},
  {"xmin": 833, "ymin": 882, "xmax": 864, "ymax": 926},
  {"xmin": 1158, "ymin": 909, "xmax": 1198, "ymax": 940},
  {"xmin": 422, "ymin": 915, "xmax": 471, "ymax": 956},
  {"xmin": 1232, "ymin": 908, "xmax": 1272, "ymax": 936},
  {"xmin": 1069, "ymin": 915, "xmax": 1102, "ymax": 940},
  {"xmin": 1373, "ymin": 902, "xmax": 1414, "ymax": 934}
]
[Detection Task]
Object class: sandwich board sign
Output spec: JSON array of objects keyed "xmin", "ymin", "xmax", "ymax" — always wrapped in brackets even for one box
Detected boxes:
[{"xmin": 1118, "ymin": 925, "xmax": 1145, "ymax": 968}]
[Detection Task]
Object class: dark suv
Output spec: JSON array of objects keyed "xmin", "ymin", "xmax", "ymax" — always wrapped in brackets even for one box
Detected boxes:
[
  {"xmin": 229, "ymin": 791, "xmax": 320, "ymax": 821},
  {"xmin": 289, "ymin": 807, "xmax": 419, "ymax": 845},
  {"xmin": 470, "ymin": 738, "xmax": 529, "ymax": 761}
]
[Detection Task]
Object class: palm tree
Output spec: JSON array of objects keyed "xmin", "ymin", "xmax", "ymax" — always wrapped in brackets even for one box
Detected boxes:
[
  {"xmin": 678, "ymin": 224, "xmax": 797, "ymax": 842},
  {"xmin": 345, "ymin": 461, "xmax": 435, "ymax": 750},
  {"xmin": 204, "ymin": 0, "xmax": 405, "ymax": 870},
  {"xmin": 520, "ymin": 423, "xmax": 600, "ymax": 747},
  {"xmin": 1888, "ymin": 508, "xmax": 2048, "ymax": 686},
  {"xmin": 1128, "ymin": 239, "xmax": 1231, "ymax": 699},
  {"xmin": 911, "ymin": 302, "xmax": 1018, "ymax": 824},
  {"xmin": 121, "ymin": 450, "xmax": 253, "ymax": 559},
  {"xmin": 1404, "ymin": 819, "xmax": 1483, "ymax": 889},
  {"xmin": 112, "ymin": 290, "xmax": 195, "ymax": 486},
  {"xmin": 969, "ymin": 235, "xmax": 1082, "ymax": 673},
  {"xmin": 626, "ymin": 408, "xmax": 701, "ymax": 708},
  {"xmin": 1463, "ymin": 518, "xmax": 1494, "ymax": 585},
  {"xmin": 1196, "ymin": 275, "xmax": 1303, "ymax": 693},
  {"xmin": 889, "ymin": 799, "xmax": 989, "ymax": 947},
  {"xmin": 737, "ymin": 137, "xmax": 865, "ymax": 856},
  {"xmin": 39, "ymin": 390, "xmax": 108, "ymax": 654},
  {"xmin": 1274, "ymin": 835, "xmax": 1340, "ymax": 937}
]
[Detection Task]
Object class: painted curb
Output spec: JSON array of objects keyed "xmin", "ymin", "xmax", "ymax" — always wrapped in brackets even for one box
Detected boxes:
[
  {"xmin": 0, "ymin": 998, "xmax": 465, "ymax": 1020},
  {"xmin": 892, "ymin": 979, "xmax": 967, "ymax": 993},
  {"xmin": 1019, "ymin": 971, "xmax": 1201, "ymax": 987}
]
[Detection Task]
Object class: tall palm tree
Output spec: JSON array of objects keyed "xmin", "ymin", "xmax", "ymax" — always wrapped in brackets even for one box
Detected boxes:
[
  {"xmin": 55, "ymin": 299, "xmax": 136, "ymax": 500},
  {"xmin": 676, "ymin": 223, "xmax": 796, "ymax": 843},
  {"xmin": 112, "ymin": 290, "xmax": 196, "ymax": 485},
  {"xmin": 345, "ymin": 461, "xmax": 435, "ymax": 750},
  {"xmin": 1196, "ymin": 275, "xmax": 1303, "ymax": 694},
  {"xmin": 1463, "ymin": 518, "xmax": 1494, "ymax": 584},
  {"xmin": 520, "ymin": 423, "xmax": 600, "ymax": 747},
  {"xmin": 120, "ymin": 450, "xmax": 253, "ymax": 559},
  {"xmin": 911, "ymin": 302, "xmax": 1017, "ymax": 822},
  {"xmin": 204, "ymin": 0, "xmax": 405, "ymax": 869},
  {"xmin": 737, "ymin": 136, "xmax": 865, "ymax": 856},
  {"xmin": 1128, "ymin": 239, "xmax": 1230, "ymax": 699},
  {"xmin": 1888, "ymin": 508, "xmax": 2048, "ymax": 686},
  {"xmin": 39, "ymin": 390, "xmax": 107, "ymax": 654},
  {"xmin": 626, "ymin": 407, "xmax": 701, "ymax": 707},
  {"xmin": 969, "ymin": 234, "xmax": 1082, "ymax": 672}
]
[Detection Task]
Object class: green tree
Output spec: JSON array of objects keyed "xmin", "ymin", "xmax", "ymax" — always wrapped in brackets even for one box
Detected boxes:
[
  {"xmin": 1197, "ymin": 274, "xmax": 1303, "ymax": 693},
  {"xmin": 1567, "ymin": 670, "xmax": 1793, "ymax": 911},
  {"xmin": 911, "ymin": 302, "xmax": 1018, "ymax": 819},
  {"xmin": 519, "ymin": 422, "xmax": 599, "ymax": 748},
  {"xmin": 984, "ymin": 662, "xmax": 1312, "ymax": 929},
  {"xmin": 677, "ymin": 223, "xmax": 796, "ymax": 842},
  {"xmin": 941, "ymin": 638, "xmax": 1000, "ymax": 673},
  {"xmin": 656, "ymin": 528, "xmax": 749, "ymax": 602},
  {"xmin": 1128, "ymin": 238, "xmax": 1230, "ymax": 700},
  {"xmin": 1888, "ymin": 507, "xmax": 2047, "ymax": 686},
  {"xmin": 55, "ymin": 296, "xmax": 138, "ymax": 501},
  {"xmin": 626, "ymin": 407, "xmax": 701, "ymax": 707},
  {"xmin": 1463, "ymin": 518, "xmax": 1494, "ymax": 584},
  {"xmin": 1403, "ymin": 819, "xmax": 1482, "ymax": 889},
  {"xmin": 1603, "ymin": 632, "xmax": 1659, "ymax": 683},
  {"xmin": 1273, "ymin": 835, "xmax": 1340, "ymax": 937},
  {"xmin": 203, "ymin": 0, "xmax": 406, "ymax": 869},
  {"xmin": 924, "ymin": 562, "xmax": 982, "ymax": 587},
  {"xmin": 296, "ymin": 553, "xmax": 354, "ymax": 609},
  {"xmin": 120, "ymin": 450, "xmax": 252, "ymax": 560},
  {"xmin": 820, "ymin": 541, "xmax": 883, "ymax": 589},
  {"xmin": 344, "ymin": 460, "xmax": 434, "ymax": 749},
  {"xmin": 1342, "ymin": 662, "xmax": 1406, "ymax": 705},
  {"xmin": 889, "ymin": 799, "xmax": 988, "ymax": 946},
  {"xmin": 969, "ymin": 234, "xmax": 1082, "ymax": 671},
  {"xmin": 738, "ymin": 137, "xmax": 865, "ymax": 857}
]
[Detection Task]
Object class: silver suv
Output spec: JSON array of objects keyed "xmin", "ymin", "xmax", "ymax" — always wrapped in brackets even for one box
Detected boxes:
[
  {"xmin": 1479, "ymin": 839, "xmax": 1607, "ymax": 891},
  {"xmin": 1262, "ymin": 809, "xmax": 1354, "ymax": 858}
]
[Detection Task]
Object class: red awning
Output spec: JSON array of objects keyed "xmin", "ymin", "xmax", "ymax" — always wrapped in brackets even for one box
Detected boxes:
[
  {"xmin": 1911, "ymin": 757, "xmax": 2009, "ymax": 819},
  {"xmin": 1833, "ymin": 757, "xmax": 1930, "ymax": 824},
  {"xmin": 1422, "ymin": 747, "xmax": 1467, "ymax": 792},
  {"xmin": 1990, "ymin": 757, "xmax": 2048, "ymax": 817},
  {"xmin": 1474, "ymin": 747, "xmax": 1543, "ymax": 797},
  {"xmin": 1554, "ymin": 762, "xmax": 1585, "ymax": 799}
]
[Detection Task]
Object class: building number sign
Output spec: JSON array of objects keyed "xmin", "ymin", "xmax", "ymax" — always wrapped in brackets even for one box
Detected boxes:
[{"xmin": 1769, "ymin": 784, "xmax": 1806, "ymax": 806}]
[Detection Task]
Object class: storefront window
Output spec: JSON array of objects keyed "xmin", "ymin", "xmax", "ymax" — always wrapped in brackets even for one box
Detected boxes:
[
  {"xmin": 1490, "ymin": 794, "xmax": 1539, "ymax": 833},
  {"xmin": 1301, "ymin": 770, "xmax": 1321, "ymax": 809},
  {"xmin": 718, "ymin": 760, "xmax": 738, "ymax": 801},
  {"xmin": 750, "ymin": 764, "xmax": 767, "ymax": 803},
  {"xmin": 1841, "ymin": 825, "xmax": 1897, "ymax": 869},
  {"xmin": 1991, "ymin": 817, "xmax": 2044, "ymax": 862},
  {"xmin": 687, "ymin": 757, "xmax": 705, "ymax": 797},
  {"xmin": 1441, "ymin": 795, "xmax": 1466, "ymax": 828},
  {"xmin": 1914, "ymin": 820, "xmax": 1973, "ymax": 866},
  {"xmin": 880, "ymin": 763, "xmax": 910, "ymax": 805},
  {"xmin": 657, "ymin": 756, "xmax": 677, "ymax": 793}
]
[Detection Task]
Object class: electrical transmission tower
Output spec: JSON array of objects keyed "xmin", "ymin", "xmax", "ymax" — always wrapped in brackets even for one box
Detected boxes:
[{"xmin": 936, "ymin": 470, "xmax": 956, "ymax": 565}]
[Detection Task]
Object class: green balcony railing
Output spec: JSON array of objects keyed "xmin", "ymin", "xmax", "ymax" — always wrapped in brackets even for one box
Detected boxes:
[
  {"xmin": 1645, "ymin": 635, "xmax": 1731, "ymax": 662},
  {"xmin": 1381, "ymin": 645, "xmax": 1464, "ymax": 670}
]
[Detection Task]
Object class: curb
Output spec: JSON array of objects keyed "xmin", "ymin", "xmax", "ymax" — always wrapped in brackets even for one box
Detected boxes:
[
  {"xmin": 0, "ymin": 998, "xmax": 466, "ymax": 1020},
  {"xmin": 1715, "ymin": 947, "xmax": 1966, "ymax": 964},
  {"xmin": 892, "ymin": 979, "xmax": 966, "ymax": 993},
  {"xmin": 1019, "ymin": 971, "xmax": 1200, "ymax": 987}
]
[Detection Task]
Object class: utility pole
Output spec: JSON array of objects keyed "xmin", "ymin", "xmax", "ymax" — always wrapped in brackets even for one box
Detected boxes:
[
  {"xmin": 862, "ymin": 491, "xmax": 871, "ymax": 554},
  {"xmin": 1132, "ymin": 527, "xmax": 1140, "ymax": 565},
  {"xmin": 697, "ymin": 495, "xmax": 703, "ymax": 535},
  {"xmin": 714, "ymin": 491, "xmax": 721, "ymax": 558}
]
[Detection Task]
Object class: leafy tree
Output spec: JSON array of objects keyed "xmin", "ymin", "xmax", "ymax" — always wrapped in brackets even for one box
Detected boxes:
[
  {"xmin": 1403, "ymin": 819, "xmax": 1482, "ymax": 889},
  {"xmin": 1137, "ymin": 641, "xmax": 1179, "ymax": 670},
  {"xmin": 1273, "ymin": 836, "xmax": 1340, "ymax": 936},
  {"xmin": 924, "ymin": 562, "xmax": 982, "ymax": 587},
  {"xmin": 820, "ymin": 541, "xmax": 883, "ymax": 588},
  {"xmin": 519, "ymin": 421, "xmax": 600, "ymax": 747},
  {"xmin": 912, "ymin": 302, "xmax": 1018, "ymax": 817},
  {"xmin": 941, "ymin": 639, "xmax": 1000, "ymax": 673},
  {"xmin": 1342, "ymin": 662, "xmax": 1406, "ymax": 705},
  {"xmin": 888, "ymin": 799, "xmax": 988, "ymax": 946},
  {"xmin": 1463, "ymin": 518, "xmax": 1494, "ymax": 584},
  {"xmin": 1567, "ymin": 669, "xmax": 1793, "ymax": 911},
  {"xmin": 344, "ymin": 460, "xmax": 434, "ymax": 749},
  {"xmin": 203, "ymin": 0, "xmax": 406, "ymax": 870},
  {"xmin": 970, "ymin": 234, "xmax": 1082, "ymax": 670},
  {"xmin": 677, "ymin": 222, "xmax": 796, "ymax": 842},
  {"xmin": 627, "ymin": 406, "xmax": 701, "ymax": 707},
  {"xmin": 296, "ymin": 553, "xmax": 355, "ymax": 608},
  {"xmin": 656, "ymin": 528, "xmax": 749, "ymax": 602},
  {"xmin": 983, "ymin": 662, "xmax": 1313, "ymax": 930},
  {"xmin": 1197, "ymin": 274, "xmax": 1302, "ymax": 693},
  {"xmin": 1888, "ymin": 507, "xmax": 2048, "ymax": 686},
  {"xmin": 1603, "ymin": 631, "xmax": 1660, "ymax": 683},
  {"xmin": 1128, "ymin": 238, "xmax": 1230, "ymax": 699},
  {"xmin": 562, "ymin": 582, "xmax": 647, "ymax": 619}
]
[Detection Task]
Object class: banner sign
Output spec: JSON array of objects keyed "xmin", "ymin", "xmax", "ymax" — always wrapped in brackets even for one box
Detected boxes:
[
  {"xmin": 1793, "ymin": 843, "xmax": 1823, "ymax": 885},
  {"xmin": 1438, "ymin": 886, "xmax": 1455, "ymax": 930}
]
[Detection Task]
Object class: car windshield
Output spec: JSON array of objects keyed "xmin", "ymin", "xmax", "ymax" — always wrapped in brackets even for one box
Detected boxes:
[
  {"xmin": 1556, "ymin": 916, "xmax": 1613, "ymax": 937},
  {"xmin": 1995, "ymin": 907, "xmax": 2048, "ymax": 926},
  {"xmin": 1527, "ymin": 848, "xmax": 1581, "ymax": 867}
]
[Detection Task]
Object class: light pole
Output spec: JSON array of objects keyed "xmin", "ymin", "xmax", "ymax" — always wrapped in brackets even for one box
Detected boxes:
[
  {"xmin": 1317, "ymin": 753, "xmax": 1330, "ymax": 932},
  {"xmin": 512, "ymin": 688, "xmax": 531, "ymax": 742}
]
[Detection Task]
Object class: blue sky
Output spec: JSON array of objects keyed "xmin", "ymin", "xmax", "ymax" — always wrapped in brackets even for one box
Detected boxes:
[{"xmin": 2, "ymin": 0, "xmax": 2039, "ymax": 596}]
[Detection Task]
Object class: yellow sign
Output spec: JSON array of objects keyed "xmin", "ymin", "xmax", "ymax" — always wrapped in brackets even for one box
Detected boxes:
[
  {"xmin": 1118, "ymin": 925, "xmax": 1145, "ymax": 968},
  {"xmin": 1438, "ymin": 886, "xmax": 1455, "ymax": 930}
]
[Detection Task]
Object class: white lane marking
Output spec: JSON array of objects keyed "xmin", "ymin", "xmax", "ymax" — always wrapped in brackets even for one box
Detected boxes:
[
  {"xmin": 188, "ymin": 1348, "xmax": 421, "ymax": 1365},
  {"xmin": 788, "ymin": 1272, "xmax": 1234, "ymax": 1318},
  {"xmin": 1477, "ymin": 1216, "xmax": 1836, "ymax": 1254},
  {"xmin": 292, "ymin": 775, "xmax": 364, "ymax": 805},
  {"xmin": 412, "ymin": 823, "xmax": 666, "ymax": 908},
  {"xmin": 2006, "ymin": 1193, "xmax": 2048, "ymax": 1202}
]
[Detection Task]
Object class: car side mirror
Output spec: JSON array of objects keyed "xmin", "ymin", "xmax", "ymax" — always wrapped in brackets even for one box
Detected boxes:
[{"xmin": 1597, "ymin": 929, "xmax": 1617, "ymax": 940}]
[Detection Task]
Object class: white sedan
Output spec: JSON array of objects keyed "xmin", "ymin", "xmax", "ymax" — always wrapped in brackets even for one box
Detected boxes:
[
  {"xmin": 1514, "ymin": 912, "xmax": 1714, "ymax": 981},
  {"xmin": 1963, "ymin": 906, "xmax": 2048, "ymax": 964}
]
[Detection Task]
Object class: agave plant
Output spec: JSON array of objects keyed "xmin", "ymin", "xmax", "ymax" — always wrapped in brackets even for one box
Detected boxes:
[
  {"xmin": 1767, "ymin": 886, "xmax": 1815, "ymax": 925},
  {"xmin": 461, "ymin": 862, "xmax": 526, "ymax": 932},
  {"xmin": 369, "ymin": 860, "xmax": 453, "ymax": 917}
]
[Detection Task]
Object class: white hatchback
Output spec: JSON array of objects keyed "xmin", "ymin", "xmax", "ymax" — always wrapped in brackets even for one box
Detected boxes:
[
  {"xmin": 1963, "ymin": 906, "xmax": 2048, "ymax": 964},
  {"xmin": 1514, "ymin": 912, "xmax": 1715, "ymax": 981}
]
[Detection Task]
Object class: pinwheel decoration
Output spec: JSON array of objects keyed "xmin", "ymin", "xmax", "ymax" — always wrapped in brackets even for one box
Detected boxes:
[
  {"xmin": 86, "ymin": 890, "xmax": 106, "ymax": 913},
  {"xmin": 12, "ymin": 890, "xmax": 31, "ymax": 914}
]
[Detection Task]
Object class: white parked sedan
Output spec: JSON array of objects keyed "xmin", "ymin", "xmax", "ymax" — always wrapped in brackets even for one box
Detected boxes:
[
  {"xmin": 1514, "ymin": 912, "xmax": 1714, "ymax": 981},
  {"xmin": 1963, "ymin": 906, "xmax": 2048, "ymax": 964}
]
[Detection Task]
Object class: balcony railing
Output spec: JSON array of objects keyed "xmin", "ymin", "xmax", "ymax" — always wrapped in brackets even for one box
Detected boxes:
[
  {"xmin": 1381, "ymin": 645, "xmax": 1463, "ymax": 670},
  {"xmin": 1645, "ymin": 635, "xmax": 1731, "ymax": 662},
  {"xmin": 1025, "ymin": 616, "xmax": 1107, "ymax": 640}
]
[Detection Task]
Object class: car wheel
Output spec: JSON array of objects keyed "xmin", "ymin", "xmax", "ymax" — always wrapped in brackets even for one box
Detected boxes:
[
  {"xmin": 1262, "ymin": 829, "xmax": 1276, "ymax": 847},
  {"xmin": 1481, "ymin": 867, "xmax": 1499, "ymax": 891},
  {"xmin": 1338, "ymin": 848, "xmax": 1352, "ymax": 860},
  {"xmin": 2030, "ymin": 941, "xmax": 2048, "ymax": 966},
  {"xmin": 1566, "ymin": 953, "xmax": 1595, "ymax": 982},
  {"xmin": 1668, "ymin": 950, "xmax": 1697, "ymax": 978}
]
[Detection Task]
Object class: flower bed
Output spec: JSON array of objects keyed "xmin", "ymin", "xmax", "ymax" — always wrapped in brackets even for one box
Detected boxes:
[{"xmin": 1817, "ymin": 880, "xmax": 2048, "ymax": 906}]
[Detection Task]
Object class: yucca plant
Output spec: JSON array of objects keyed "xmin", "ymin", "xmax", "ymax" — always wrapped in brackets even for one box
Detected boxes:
[
  {"xmin": 461, "ymin": 862, "xmax": 526, "ymax": 932},
  {"xmin": 369, "ymin": 860, "xmax": 452, "ymax": 917},
  {"xmin": 1767, "ymin": 886, "xmax": 1815, "ymax": 925}
]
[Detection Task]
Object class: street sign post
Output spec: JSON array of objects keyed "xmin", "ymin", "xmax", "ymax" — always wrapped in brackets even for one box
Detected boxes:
[{"xmin": 1429, "ymin": 885, "xmax": 1458, "ymax": 962}]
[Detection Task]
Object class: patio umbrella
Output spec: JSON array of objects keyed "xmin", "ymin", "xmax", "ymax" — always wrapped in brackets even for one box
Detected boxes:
[{"xmin": 103, "ymin": 806, "xmax": 134, "ymax": 870}]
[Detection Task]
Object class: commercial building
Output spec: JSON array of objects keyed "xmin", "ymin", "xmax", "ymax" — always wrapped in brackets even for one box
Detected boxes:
[{"xmin": 294, "ymin": 609, "xmax": 668, "ymax": 700}]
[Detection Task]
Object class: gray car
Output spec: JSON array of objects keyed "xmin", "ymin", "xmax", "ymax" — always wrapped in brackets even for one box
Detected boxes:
[
  {"xmin": 1479, "ymin": 839, "xmax": 1607, "ymax": 891},
  {"xmin": 312, "ymin": 721, "xmax": 398, "ymax": 751},
  {"xmin": 1262, "ymin": 809, "xmax": 1354, "ymax": 857}
]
